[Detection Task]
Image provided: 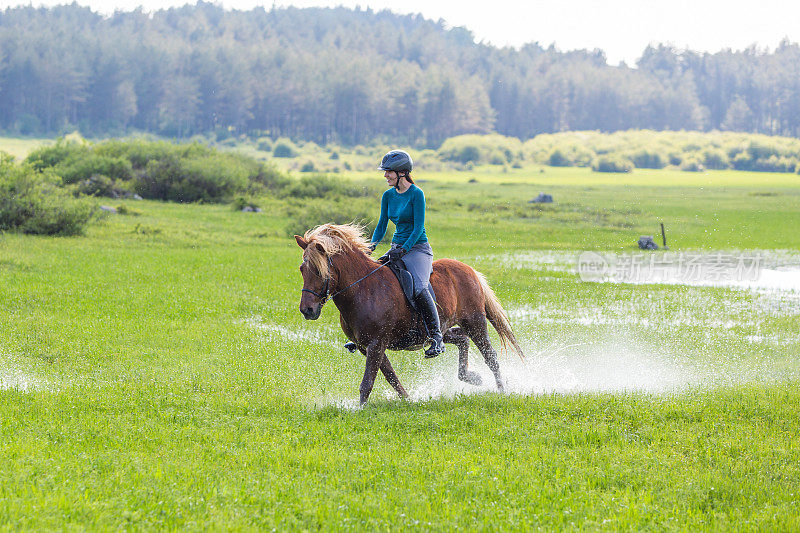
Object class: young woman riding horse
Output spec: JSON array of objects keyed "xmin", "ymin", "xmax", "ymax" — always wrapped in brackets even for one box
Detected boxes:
[
  {"xmin": 368, "ymin": 149, "xmax": 445, "ymax": 357},
  {"xmin": 296, "ymin": 153, "xmax": 525, "ymax": 405}
]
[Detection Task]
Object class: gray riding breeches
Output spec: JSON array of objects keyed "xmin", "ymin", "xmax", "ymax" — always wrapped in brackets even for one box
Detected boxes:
[{"xmin": 390, "ymin": 242, "xmax": 433, "ymax": 296}]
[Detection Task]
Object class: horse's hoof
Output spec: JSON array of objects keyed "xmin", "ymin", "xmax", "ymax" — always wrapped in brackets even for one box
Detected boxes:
[
  {"xmin": 344, "ymin": 341, "xmax": 357, "ymax": 353},
  {"xmin": 458, "ymin": 372, "xmax": 483, "ymax": 386}
]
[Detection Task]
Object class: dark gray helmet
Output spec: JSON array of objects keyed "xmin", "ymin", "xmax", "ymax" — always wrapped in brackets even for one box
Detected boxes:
[{"xmin": 379, "ymin": 149, "xmax": 413, "ymax": 173}]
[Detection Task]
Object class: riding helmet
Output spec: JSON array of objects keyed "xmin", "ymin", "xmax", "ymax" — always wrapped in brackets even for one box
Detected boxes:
[{"xmin": 379, "ymin": 149, "xmax": 413, "ymax": 173}]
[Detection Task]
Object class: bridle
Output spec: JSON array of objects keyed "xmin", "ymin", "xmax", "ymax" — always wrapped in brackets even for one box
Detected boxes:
[{"xmin": 301, "ymin": 253, "xmax": 388, "ymax": 306}]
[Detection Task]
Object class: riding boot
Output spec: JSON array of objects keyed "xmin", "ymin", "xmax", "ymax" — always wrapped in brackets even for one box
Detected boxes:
[{"xmin": 414, "ymin": 289, "xmax": 446, "ymax": 358}]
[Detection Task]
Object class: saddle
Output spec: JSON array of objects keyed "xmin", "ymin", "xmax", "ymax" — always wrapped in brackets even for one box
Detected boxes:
[{"xmin": 386, "ymin": 258, "xmax": 436, "ymax": 313}]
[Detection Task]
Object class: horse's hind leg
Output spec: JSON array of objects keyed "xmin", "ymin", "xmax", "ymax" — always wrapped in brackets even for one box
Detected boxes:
[
  {"xmin": 463, "ymin": 319, "xmax": 504, "ymax": 392},
  {"xmin": 444, "ymin": 327, "xmax": 482, "ymax": 386},
  {"xmin": 380, "ymin": 355, "xmax": 409, "ymax": 400}
]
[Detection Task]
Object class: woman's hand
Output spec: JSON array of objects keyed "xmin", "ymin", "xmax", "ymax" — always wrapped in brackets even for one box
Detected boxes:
[
  {"xmin": 387, "ymin": 247, "xmax": 406, "ymax": 263},
  {"xmin": 367, "ymin": 242, "xmax": 377, "ymax": 255}
]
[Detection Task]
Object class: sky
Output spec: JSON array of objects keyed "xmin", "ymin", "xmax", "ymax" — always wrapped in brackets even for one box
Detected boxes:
[{"xmin": 5, "ymin": 0, "xmax": 799, "ymax": 65}]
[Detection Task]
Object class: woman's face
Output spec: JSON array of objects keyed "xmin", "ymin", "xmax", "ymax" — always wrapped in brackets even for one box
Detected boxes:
[{"xmin": 384, "ymin": 170, "xmax": 399, "ymax": 186}]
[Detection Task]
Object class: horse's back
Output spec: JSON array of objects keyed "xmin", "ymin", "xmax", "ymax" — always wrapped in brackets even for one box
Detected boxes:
[{"xmin": 431, "ymin": 257, "xmax": 484, "ymax": 317}]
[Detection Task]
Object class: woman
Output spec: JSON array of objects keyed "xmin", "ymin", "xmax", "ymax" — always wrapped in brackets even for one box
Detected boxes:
[{"xmin": 369, "ymin": 149, "xmax": 445, "ymax": 357}]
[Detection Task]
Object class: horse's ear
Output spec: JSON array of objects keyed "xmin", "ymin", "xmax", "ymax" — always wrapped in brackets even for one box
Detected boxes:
[{"xmin": 295, "ymin": 235, "xmax": 308, "ymax": 249}]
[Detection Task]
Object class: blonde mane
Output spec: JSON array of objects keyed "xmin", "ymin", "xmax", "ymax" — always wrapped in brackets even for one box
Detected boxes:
[{"xmin": 303, "ymin": 223, "xmax": 375, "ymax": 280}]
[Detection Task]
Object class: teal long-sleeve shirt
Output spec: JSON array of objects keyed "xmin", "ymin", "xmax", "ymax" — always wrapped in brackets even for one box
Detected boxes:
[{"xmin": 370, "ymin": 184, "xmax": 428, "ymax": 251}]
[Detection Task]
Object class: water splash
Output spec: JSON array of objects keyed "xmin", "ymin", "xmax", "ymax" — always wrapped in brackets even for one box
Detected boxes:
[{"xmin": 0, "ymin": 365, "xmax": 41, "ymax": 392}]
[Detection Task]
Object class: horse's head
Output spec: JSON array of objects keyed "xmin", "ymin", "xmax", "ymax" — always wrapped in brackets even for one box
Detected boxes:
[
  {"xmin": 295, "ymin": 223, "xmax": 375, "ymax": 320},
  {"xmin": 295, "ymin": 235, "xmax": 330, "ymax": 320}
]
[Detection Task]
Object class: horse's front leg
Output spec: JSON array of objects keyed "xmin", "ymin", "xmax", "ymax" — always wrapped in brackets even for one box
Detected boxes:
[
  {"xmin": 359, "ymin": 344, "xmax": 385, "ymax": 405},
  {"xmin": 380, "ymin": 355, "xmax": 408, "ymax": 400}
]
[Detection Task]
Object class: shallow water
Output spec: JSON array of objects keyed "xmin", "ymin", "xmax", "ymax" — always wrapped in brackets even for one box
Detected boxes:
[
  {"xmin": 250, "ymin": 250, "xmax": 800, "ymax": 407},
  {"xmin": 0, "ymin": 364, "xmax": 40, "ymax": 392}
]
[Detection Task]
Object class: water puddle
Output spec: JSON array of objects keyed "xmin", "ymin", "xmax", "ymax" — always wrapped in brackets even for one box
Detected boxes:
[{"xmin": 0, "ymin": 365, "xmax": 41, "ymax": 392}]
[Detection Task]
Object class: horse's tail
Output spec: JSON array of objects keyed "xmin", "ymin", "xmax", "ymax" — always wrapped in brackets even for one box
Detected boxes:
[{"xmin": 474, "ymin": 269, "xmax": 525, "ymax": 360}]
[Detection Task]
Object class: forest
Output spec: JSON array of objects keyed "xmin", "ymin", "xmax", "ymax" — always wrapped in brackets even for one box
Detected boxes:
[{"xmin": 1, "ymin": 2, "xmax": 799, "ymax": 144}]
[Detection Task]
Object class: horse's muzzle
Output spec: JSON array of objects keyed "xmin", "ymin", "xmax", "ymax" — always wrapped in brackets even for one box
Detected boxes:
[{"xmin": 300, "ymin": 305, "xmax": 322, "ymax": 320}]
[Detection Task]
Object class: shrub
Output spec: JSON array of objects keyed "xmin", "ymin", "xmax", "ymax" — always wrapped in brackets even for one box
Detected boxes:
[
  {"xmin": 0, "ymin": 158, "xmax": 95, "ymax": 235},
  {"xmin": 94, "ymin": 139, "xmax": 179, "ymax": 170},
  {"xmin": 25, "ymin": 140, "xmax": 89, "ymax": 171},
  {"xmin": 732, "ymin": 152, "xmax": 753, "ymax": 171},
  {"xmin": 548, "ymin": 149, "xmax": 570, "ymax": 167},
  {"xmin": 257, "ymin": 140, "xmax": 273, "ymax": 152},
  {"xmin": 488, "ymin": 149, "xmax": 507, "ymax": 165},
  {"xmin": 282, "ymin": 174, "xmax": 376, "ymax": 199},
  {"xmin": 701, "ymin": 148, "xmax": 730, "ymax": 170},
  {"xmin": 592, "ymin": 156, "xmax": 633, "ymax": 173},
  {"xmin": 75, "ymin": 175, "xmax": 123, "ymax": 198},
  {"xmin": 438, "ymin": 134, "xmax": 522, "ymax": 165},
  {"xmin": 627, "ymin": 149, "xmax": 667, "ymax": 169},
  {"xmin": 329, "ymin": 151, "xmax": 340, "ymax": 160},
  {"xmin": 135, "ymin": 153, "xmax": 250, "ymax": 203},
  {"xmin": 285, "ymin": 199, "xmax": 373, "ymax": 238},
  {"xmin": 115, "ymin": 203, "xmax": 141, "ymax": 216},
  {"xmin": 56, "ymin": 154, "xmax": 133, "ymax": 184},
  {"xmin": 300, "ymin": 160, "xmax": 316, "ymax": 172},
  {"xmin": 680, "ymin": 157, "xmax": 704, "ymax": 172},
  {"xmin": 231, "ymin": 196, "xmax": 260, "ymax": 211},
  {"xmin": 752, "ymin": 155, "xmax": 799, "ymax": 173},
  {"xmin": 273, "ymin": 139, "xmax": 298, "ymax": 158}
]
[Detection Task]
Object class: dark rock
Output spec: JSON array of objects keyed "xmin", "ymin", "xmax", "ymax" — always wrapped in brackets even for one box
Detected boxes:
[
  {"xmin": 637, "ymin": 236, "xmax": 659, "ymax": 250},
  {"xmin": 242, "ymin": 206, "xmax": 254, "ymax": 212},
  {"xmin": 529, "ymin": 193, "xmax": 554, "ymax": 203}
]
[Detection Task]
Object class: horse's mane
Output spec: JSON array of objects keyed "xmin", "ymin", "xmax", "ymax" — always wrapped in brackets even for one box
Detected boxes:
[{"xmin": 303, "ymin": 223, "xmax": 375, "ymax": 280}]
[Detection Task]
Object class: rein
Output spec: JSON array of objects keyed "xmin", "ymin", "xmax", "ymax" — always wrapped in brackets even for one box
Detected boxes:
[{"xmin": 302, "ymin": 255, "xmax": 388, "ymax": 305}]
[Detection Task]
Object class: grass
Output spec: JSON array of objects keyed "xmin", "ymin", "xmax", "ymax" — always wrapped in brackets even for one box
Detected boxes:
[
  {"xmin": 1, "ymin": 166, "xmax": 799, "ymax": 529},
  {"xmin": 0, "ymin": 136, "xmax": 52, "ymax": 160}
]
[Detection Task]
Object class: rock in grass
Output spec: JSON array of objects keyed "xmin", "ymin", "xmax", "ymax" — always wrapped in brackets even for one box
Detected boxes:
[
  {"xmin": 638, "ymin": 236, "xmax": 659, "ymax": 250},
  {"xmin": 529, "ymin": 193, "xmax": 554, "ymax": 203},
  {"xmin": 99, "ymin": 205, "xmax": 117, "ymax": 213}
]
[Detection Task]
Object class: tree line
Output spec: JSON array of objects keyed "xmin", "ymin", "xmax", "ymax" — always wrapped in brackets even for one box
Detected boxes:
[{"xmin": 1, "ymin": 3, "xmax": 799, "ymax": 145}]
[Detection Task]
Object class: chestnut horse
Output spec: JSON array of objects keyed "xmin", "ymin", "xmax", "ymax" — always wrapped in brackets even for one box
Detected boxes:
[{"xmin": 295, "ymin": 223, "xmax": 524, "ymax": 405}]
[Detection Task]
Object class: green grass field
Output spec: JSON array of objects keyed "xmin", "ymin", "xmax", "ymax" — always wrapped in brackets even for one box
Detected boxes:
[{"xmin": 1, "ymin": 166, "xmax": 799, "ymax": 530}]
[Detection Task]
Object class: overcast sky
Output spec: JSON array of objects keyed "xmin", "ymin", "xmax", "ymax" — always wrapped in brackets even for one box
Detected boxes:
[{"xmin": 5, "ymin": 0, "xmax": 798, "ymax": 65}]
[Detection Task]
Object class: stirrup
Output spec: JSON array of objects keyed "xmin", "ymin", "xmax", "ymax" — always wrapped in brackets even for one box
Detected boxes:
[{"xmin": 423, "ymin": 337, "xmax": 445, "ymax": 358}]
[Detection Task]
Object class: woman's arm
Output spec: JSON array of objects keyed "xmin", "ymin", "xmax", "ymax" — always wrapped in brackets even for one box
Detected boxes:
[
  {"xmin": 370, "ymin": 190, "xmax": 390, "ymax": 244},
  {"xmin": 401, "ymin": 187, "xmax": 425, "ymax": 251}
]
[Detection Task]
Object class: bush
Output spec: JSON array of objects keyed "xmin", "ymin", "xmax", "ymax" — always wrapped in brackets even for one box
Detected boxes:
[
  {"xmin": 231, "ymin": 196, "xmax": 260, "ymax": 211},
  {"xmin": 0, "ymin": 158, "xmax": 95, "ymax": 235},
  {"xmin": 115, "ymin": 203, "xmax": 141, "ymax": 216},
  {"xmin": 592, "ymin": 156, "xmax": 633, "ymax": 173},
  {"xmin": 75, "ymin": 175, "xmax": 124, "ymax": 198},
  {"xmin": 273, "ymin": 139, "xmax": 298, "ymax": 158},
  {"xmin": 257, "ymin": 140, "xmax": 272, "ymax": 152},
  {"xmin": 438, "ymin": 134, "xmax": 522, "ymax": 165},
  {"xmin": 548, "ymin": 149, "xmax": 570, "ymax": 167},
  {"xmin": 135, "ymin": 153, "xmax": 250, "ymax": 203},
  {"xmin": 55, "ymin": 154, "xmax": 133, "ymax": 184},
  {"xmin": 753, "ymin": 155, "xmax": 799, "ymax": 173},
  {"xmin": 732, "ymin": 152, "xmax": 753, "ymax": 171},
  {"xmin": 285, "ymin": 199, "xmax": 373, "ymax": 238},
  {"xmin": 300, "ymin": 160, "xmax": 316, "ymax": 172},
  {"xmin": 701, "ymin": 148, "xmax": 730, "ymax": 170},
  {"xmin": 282, "ymin": 174, "xmax": 377, "ymax": 199},
  {"xmin": 680, "ymin": 157, "xmax": 704, "ymax": 172},
  {"xmin": 627, "ymin": 149, "xmax": 667, "ymax": 169},
  {"xmin": 25, "ymin": 140, "xmax": 89, "ymax": 172}
]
